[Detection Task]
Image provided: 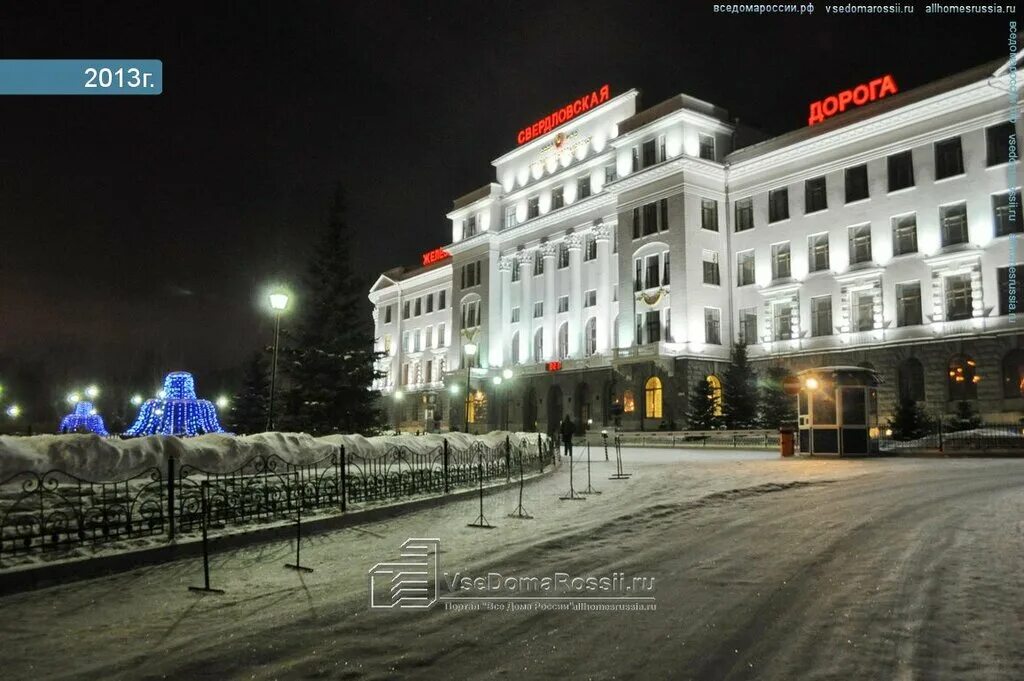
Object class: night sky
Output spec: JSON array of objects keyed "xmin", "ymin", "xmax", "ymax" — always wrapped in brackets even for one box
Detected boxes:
[{"xmin": 0, "ymin": 2, "xmax": 1012, "ymax": 421}]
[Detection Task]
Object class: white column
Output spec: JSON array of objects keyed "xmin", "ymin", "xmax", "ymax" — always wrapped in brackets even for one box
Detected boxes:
[
  {"xmin": 498, "ymin": 257, "xmax": 514, "ymax": 366},
  {"xmin": 566, "ymin": 233, "xmax": 583, "ymax": 357},
  {"xmin": 518, "ymin": 251, "xmax": 533, "ymax": 363},
  {"xmin": 594, "ymin": 223, "xmax": 613, "ymax": 353},
  {"xmin": 541, "ymin": 243, "xmax": 557, "ymax": 360}
]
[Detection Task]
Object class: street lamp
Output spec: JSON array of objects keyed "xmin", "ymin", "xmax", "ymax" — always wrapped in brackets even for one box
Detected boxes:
[
  {"xmin": 267, "ymin": 289, "xmax": 290, "ymax": 431},
  {"xmin": 85, "ymin": 385, "xmax": 100, "ymax": 399},
  {"xmin": 6, "ymin": 404, "xmax": 20, "ymax": 419},
  {"xmin": 463, "ymin": 343, "xmax": 477, "ymax": 433},
  {"xmin": 130, "ymin": 394, "xmax": 143, "ymax": 407},
  {"xmin": 215, "ymin": 395, "xmax": 230, "ymax": 410},
  {"xmin": 66, "ymin": 391, "xmax": 81, "ymax": 405}
]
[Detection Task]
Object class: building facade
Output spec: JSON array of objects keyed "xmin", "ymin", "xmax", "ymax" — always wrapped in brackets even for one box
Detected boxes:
[{"xmin": 369, "ymin": 57, "xmax": 1022, "ymax": 433}]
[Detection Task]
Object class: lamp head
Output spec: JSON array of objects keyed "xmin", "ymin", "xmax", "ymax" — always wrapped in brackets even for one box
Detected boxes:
[{"xmin": 269, "ymin": 292, "xmax": 290, "ymax": 311}]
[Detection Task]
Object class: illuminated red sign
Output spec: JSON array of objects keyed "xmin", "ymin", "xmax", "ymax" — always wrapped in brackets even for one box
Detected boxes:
[
  {"xmin": 546, "ymin": 361, "xmax": 562, "ymax": 372},
  {"xmin": 421, "ymin": 248, "xmax": 451, "ymax": 266},
  {"xmin": 808, "ymin": 75, "xmax": 898, "ymax": 126},
  {"xmin": 517, "ymin": 85, "xmax": 611, "ymax": 145}
]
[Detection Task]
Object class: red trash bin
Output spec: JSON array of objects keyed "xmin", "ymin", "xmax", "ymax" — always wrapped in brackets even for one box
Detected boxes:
[{"xmin": 779, "ymin": 427, "xmax": 795, "ymax": 457}]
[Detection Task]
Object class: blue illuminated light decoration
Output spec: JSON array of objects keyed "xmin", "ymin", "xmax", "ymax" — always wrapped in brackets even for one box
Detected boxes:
[
  {"xmin": 124, "ymin": 371, "xmax": 226, "ymax": 437},
  {"xmin": 58, "ymin": 401, "xmax": 110, "ymax": 436}
]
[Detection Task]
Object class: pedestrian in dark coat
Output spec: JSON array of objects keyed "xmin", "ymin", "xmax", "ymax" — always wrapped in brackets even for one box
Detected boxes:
[{"xmin": 560, "ymin": 415, "xmax": 575, "ymax": 457}]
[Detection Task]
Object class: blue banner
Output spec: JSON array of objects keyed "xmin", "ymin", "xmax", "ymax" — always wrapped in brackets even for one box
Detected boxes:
[{"xmin": 0, "ymin": 60, "xmax": 163, "ymax": 95}]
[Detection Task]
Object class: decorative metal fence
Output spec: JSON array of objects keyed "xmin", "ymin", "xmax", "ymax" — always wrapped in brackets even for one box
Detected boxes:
[
  {"xmin": 584, "ymin": 430, "xmax": 780, "ymax": 449},
  {"xmin": 877, "ymin": 422, "xmax": 1024, "ymax": 453},
  {"xmin": 0, "ymin": 435, "xmax": 553, "ymax": 566}
]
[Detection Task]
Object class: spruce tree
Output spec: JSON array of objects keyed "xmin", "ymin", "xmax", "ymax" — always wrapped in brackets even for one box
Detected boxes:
[
  {"xmin": 285, "ymin": 185, "xmax": 383, "ymax": 435},
  {"xmin": 230, "ymin": 351, "xmax": 270, "ymax": 434},
  {"xmin": 686, "ymin": 377, "xmax": 721, "ymax": 430},
  {"xmin": 948, "ymin": 400, "xmax": 981, "ymax": 432},
  {"xmin": 886, "ymin": 397, "xmax": 934, "ymax": 440},
  {"xmin": 758, "ymin": 366, "xmax": 796, "ymax": 429},
  {"xmin": 722, "ymin": 343, "xmax": 759, "ymax": 429}
]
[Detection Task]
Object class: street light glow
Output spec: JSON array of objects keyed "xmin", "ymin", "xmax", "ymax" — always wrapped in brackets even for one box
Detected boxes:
[
  {"xmin": 464, "ymin": 342, "xmax": 477, "ymax": 357},
  {"xmin": 85, "ymin": 385, "xmax": 100, "ymax": 399},
  {"xmin": 502, "ymin": 368, "xmax": 513, "ymax": 380},
  {"xmin": 215, "ymin": 395, "xmax": 230, "ymax": 409},
  {"xmin": 449, "ymin": 384, "xmax": 460, "ymax": 395},
  {"xmin": 492, "ymin": 376, "xmax": 502, "ymax": 385},
  {"xmin": 805, "ymin": 377, "xmax": 819, "ymax": 390},
  {"xmin": 269, "ymin": 292, "xmax": 290, "ymax": 311},
  {"xmin": 66, "ymin": 392, "xmax": 81, "ymax": 405},
  {"xmin": 130, "ymin": 394, "xmax": 143, "ymax": 406},
  {"xmin": 6, "ymin": 404, "xmax": 20, "ymax": 418},
  {"xmin": 394, "ymin": 390, "xmax": 404, "ymax": 400}
]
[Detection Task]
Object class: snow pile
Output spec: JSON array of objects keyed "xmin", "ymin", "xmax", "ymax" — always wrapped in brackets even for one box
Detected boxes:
[
  {"xmin": 0, "ymin": 431, "xmax": 547, "ymax": 481},
  {"xmin": 880, "ymin": 427, "xmax": 1024, "ymax": 451}
]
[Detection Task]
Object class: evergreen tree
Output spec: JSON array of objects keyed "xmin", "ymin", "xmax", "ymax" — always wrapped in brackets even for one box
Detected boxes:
[
  {"xmin": 948, "ymin": 400, "xmax": 981, "ymax": 432},
  {"xmin": 686, "ymin": 377, "xmax": 721, "ymax": 430},
  {"xmin": 722, "ymin": 343, "xmax": 759, "ymax": 429},
  {"xmin": 886, "ymin": 397, "xmax": 934, "ymax": 440},
  {"xmin": 285, "ymin": 185, "xmax": 383, "ymax": 434},
  {"xmin": 230, "ymin": 351, "xmax": 270, "ymax": 434},
  {"xmin": 758, "ymin": 365, "xmax": 796, "ymax": 429}
]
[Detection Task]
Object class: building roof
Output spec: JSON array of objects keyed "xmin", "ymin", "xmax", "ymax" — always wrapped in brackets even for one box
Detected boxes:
[{"xmin": 618, "ymin": 93, "xmax": 731, "ymax": 135}]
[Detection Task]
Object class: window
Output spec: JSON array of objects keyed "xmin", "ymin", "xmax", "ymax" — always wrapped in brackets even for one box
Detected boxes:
[
  {"xmin": 897, "ymin": 358, "xmax": 926, "ymax": 402},
  {"xmin": 533, "ymin": 329, "xmax": 544, "ymax": 362},
  {"xmin": 384, "ymin": 305, "xmax": 393, "ymax": 324},
  {"xmin": 414, "ymin": 298, "xmax": 422, "ymax": 316},
  {"xmin": 702, "ymin": 250, "xmax": 720, "ymax": 285},
  {"xmin": 551, "ymin": 186, "xmax": 564, "ymax": 210},
  {"xmin": 892, "ymin": 214, "xmax": 918, "ymax": 256},
  {"xmin": 940, "ymin": 203, "xmax": 968, "ymax": 246},
  {"xmin": 425, "ymin": 360, "xmax": 433, "ymax": 384},
  {"xmin": 934, "ymin": 137, "xmax": 964, "ymax": 179},
  {"xmin": 645, "ymin": 310, "xmax": 662, "ymax": 344},
  {"xmin": 402, "ymin": 301, "xmax": 410, "ymax": 320},
  {"xmin": 699, "ymin": 133, "xmax": 716, "ymax": 161},
  {"xmin": 511, "ymin": 332, "xmax": 520, "ymax": 364},
  {"xmin": 437, "ymin": 323, "xmax": 446, "ymax": 347},
  {"xmin": 413, "ymin": 330, "xmax": 421, "ymax": 352},
  {"xmin": 945, "ymin": 273, "xmax": 973, "ymax": 321},
  {"xmin": 527, "ymin": 197, "xmax": 540, "ymax": 219},
  {"xmin": 511, "ymin": 264, "xmax": 520, "ymax": 282},
  {"xmin": 605, "ymin": 164, "xmax": 617, "ymax": 184},
  {"xmin": 383, "ymin": 334, "xmax": 392, "ymax": 354},
  {"xmin": 643, "ymin": 202, "xmax": 658, "ymax": 236},
  {"xmin": 811, "ymin": 296, "xmax": 832, "ymax": 336},
  {"xmin": 577, "ymin": 176, "xmax": 591, "ymax": 200},
  {"xmin": 461, "ymin": 300, "xmax": 481, "ymax": 329},
  {"xmin": 768, "ymin": 188, "xmax": 789, "ymax": 223},
  {"xmin": 998, "ymin": 266, "xmax": 1019, "ymax": 316},
  {"xmin": 463, "ymin": 216, "xmax": 477, "ymax": 238},
  {"xmin": 704, "ymin": 308, "xmax": 721, "ymax": 345},
  {"xmin": 707, "ymin": 375, "xmax": 723, "ymax": 416},
  {"xmin": 401, "ymin": 363, "xmax": 409, "ymax": 386},
  {"xmin": 645, "ymin": 255, "xmax": 660, "ymax": 289},
  {"xmin": 511, "ymin": 306, "xmax": 520, "ymax": 323},
  {"xmin": 663, "ymin": 251, "xmax": 671, "ymax": 285},
  {"xmin": 533, "ymin": 301, "xmax": 543, "ymax": 318},
  {"xmin": 584, "ymin": 290, "xmax": 597, "ymax": 307},
  {"xmin": 739, "ymin": 308, "xmax": 758, "ymax": 345},
  {"xmin": 701, "ymin": 199, "xmax": 718, "ymax": 231},
  {"xmin": 557, "ymin": 242, "xmax": 569, "ymax": 269},
  {"xmin": 401, "ymin": 331, "xmax": 410, "ymax": 353},
  {"xmin": 425, "ymin": 294, "xmax": 434, "ymax": 314},
  {"xmin": 848, "ymin": 224, "xmax": 872, "ymax": 265},
  {"xmin": 439, "ymin": 290, "xmax": 447, "ymax": 309},
  {"xmin": 425, "ymin": 326, "xmax": 433, "ymax": 348},
  {"xmin": 947, "ymin": 354, "xmax": 978, "ymax": 400},
  {"xmin": 845, "ymin": 164, "xmax": 869, "ymax": 203},
  {"xmin": 808, "ymin": 233, "xmax": 830, "ymax": 272},
  {"xmin": 631, "ymin": 147, "xmax": 640, "ymax": 172},
  {"xmin": 1002, "ymin": 350, "xmax": 1024, "ymax": 398},
  {"xmin": 735, "ymin": 198, "xmax": 754, "ymax": 232},
  {"xmin": 663, "ymin": 307, "xmax": 672, "ymax": 342},
  {"xmin": 887, "ymin": 150, "xmax": 914, "ymax": 192},
  {"xmin": 644, "ymin": 377, "xmax": 663, "ymax": 419},
  {"xmin": 737, "ymin": 250, "xmax": 755, "ymax": 286},
  {"xmin": 584, "ymin": 235, "xmax": 597, "ymax": 261},
  {"xmin": 854, "ymin": 292, "xmax": 875, "ymax": 332},
  {"xmin": 896, "ymin": 282, "xmax": 922, "ymax": 327},
  {"xmin": 771, "ymin": 242, "xmax": 791, "ymax": 280},
  {"xmin": 533, "ymin": 254, "xmax": 544, "ymax": 276},
  {"xmin": 987, "ymin": 121, "xmax": 1017, "ymax": 166},
  {"xmin": 773, "ymin": 302, "xmax": 793, "ymax": 341},
  {"xmin": 558, "ymin": 295, "xmax": 569, "ymax": 313},
  {"xmin": 642, "ymin": 139, "xmax": 657, "ymax": 167},
  {"xmin": 632, "ymin": 207, "xmax": 641, "ymax": 240},
  {"xmin": 461, "ymin": 261, "xmax": 482, "ymax": 289},
  {"xmin": 659, "ymin": 198, "xmax": 669, "ymax": 232},
  {"xmin": 504, "ymin": 205, "xmax": 517, "ymax": 230},
  {"xmin": 658, "ymin": 135, "xmax": 667, "ymax": 163},
  {"xmin": 634, "ymin": 258, "xmax": 643, "ymax": 292},
  {"xmin": 805, "ymin": 176, "xmax": 827, "ymax": 213},
  {"xmin": 584, "ymin": 318, "xmax": 597, "ymax": 357},
  {"xmin": 557, "ymin": 323, "xmax": 569, "ymax": 359},
  {"xmin": 993, "ymin": 190, "xmax": 1022, "ymax": 237}
]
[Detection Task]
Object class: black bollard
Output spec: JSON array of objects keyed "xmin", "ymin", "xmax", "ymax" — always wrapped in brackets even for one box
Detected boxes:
[
  {"xmin": 559, "ymin": 439, "xmax": 586, "ymax": 501},
  {"xmin": 467, "ymin": 449, "xmax": 495, "ymax": 528},
  {"xmin": 508, "ymin": 441, "xmax": 533, "ymax": 519},
  {"xmin": 189, "ymin": 480, "xmax": 225, "ymax": 594},
  {"xmin": 609, "ymin": 434, "xmax": 632, "ymax": 480},
  {"xmin": 580, "ymin": 440, "xmax": 601, "ymax": 495},
  {"xmin": 285, "ymin": 473, "xmax": 314, "ymax": 573}
]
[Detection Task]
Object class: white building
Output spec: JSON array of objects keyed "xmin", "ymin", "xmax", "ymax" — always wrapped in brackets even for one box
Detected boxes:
[{"xmin": 369, "ymin": 57, "xmax": 1022, "ymax": 433}]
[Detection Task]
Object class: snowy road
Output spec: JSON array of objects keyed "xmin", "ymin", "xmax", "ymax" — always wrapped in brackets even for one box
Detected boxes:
[{"xmin": 1, "ymin": 450, "xmax": 1022, "ymax": 680}]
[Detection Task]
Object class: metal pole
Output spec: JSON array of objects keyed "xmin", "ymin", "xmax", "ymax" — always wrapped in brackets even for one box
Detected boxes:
[
  {"xmin": 581, "ymin": 440, "xmax": 600, "ymax": 495},
  {"xmin": 189, "ymin": 480, "xmax": 224, "ymax": 594},
  {"xmin": 267, "ymin": 310, "xmax": 282, "ymax": 432},
  {"xmin": 467, "ymin": 448, "xmax": 495, "ymax": 528},
  {"xmin": 509, "ymin": 440, "xmax": 533, "ymax": 519},
  {"xmin": 285, "ymin": 472, "xmax": 314, "ymax": 572}
]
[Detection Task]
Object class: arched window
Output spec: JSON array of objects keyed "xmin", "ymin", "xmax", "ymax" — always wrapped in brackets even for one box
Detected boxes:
[
  {"xmin": 622, "ymin": 389, "xmax": 636, "ymax": 413},
  {"xmin": 584, "ymin": 318, "xmax": 597, "ymax": 357},
  {"xmin": 707, "ymin": 375, "xmax": 723, "ymax": 416},
  {"xmin": 557, "ymin": 323, "xmax": 569, "ymax": 360},
  {"xmin": 897, "ymin": 358, "xmax": 925, "ymax": 402},
  {"xmin": 533, "ymin": 329, "xmax": 544, "ymax": 363},
  {"xmin": 947, "ymin": 354, "xmax": 979, "ymax": 400},
  {"xmin": 1002, "ymin": 349, "xmax": 1024, "ymax": 398},
  {"xmin": 511, "ymin": 332, "xmax": 520, "ymax": 365},
  {"xmin": 644, "ymin": 376, "xmax": 663, "ymax": 419}
]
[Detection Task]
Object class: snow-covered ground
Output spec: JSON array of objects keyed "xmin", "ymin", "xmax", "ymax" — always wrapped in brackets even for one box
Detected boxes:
[{"xmin": 0, "ymin": 448, "xmax": 1021, "ymax": 680}]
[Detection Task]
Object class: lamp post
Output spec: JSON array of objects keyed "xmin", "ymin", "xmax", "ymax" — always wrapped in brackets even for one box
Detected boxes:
[
  {"xmin": 492, "ymin": 375, "xmax": 503, "ymax": 432},
  {"xmin": 501, "ymin": 368, "xmax": 513, "ymax": 430},
  {"xmin": 393, "ymin": 390, "xmax": 404, "ymax": 433},
  {"xmin": 267, "ymin": 290, "xmax": 290, "ymax": 431},
  {"xmin": 463, "ymin": 343, "xmax": 477, "ymax": 433}
]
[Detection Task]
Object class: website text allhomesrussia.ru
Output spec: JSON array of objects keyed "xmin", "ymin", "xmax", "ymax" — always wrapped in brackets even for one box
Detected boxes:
[{"xmin": 442, "ymin": 571, "xmax": 655, "ymax": 596}]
